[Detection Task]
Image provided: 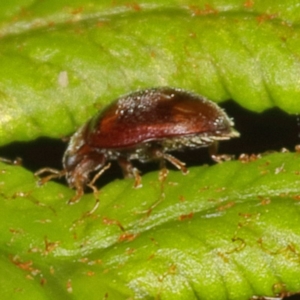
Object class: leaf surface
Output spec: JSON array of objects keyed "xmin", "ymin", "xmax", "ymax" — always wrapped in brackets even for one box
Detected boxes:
[
  {"xmin": 0, "ymin": 1, "xmax": 300, "ymax": 144},
  {"xmin": 1, "ymin": 1, "xmax": 300, "ymax": 299},
  {"xmin": 1, "ymin": 152, "xmax": 300, "ymax": 299}
]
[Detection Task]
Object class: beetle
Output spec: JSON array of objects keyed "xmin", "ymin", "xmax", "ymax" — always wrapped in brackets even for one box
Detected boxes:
[{"xmin": 36, "ymin": 87, "xmax": 239, "ymax": 203}]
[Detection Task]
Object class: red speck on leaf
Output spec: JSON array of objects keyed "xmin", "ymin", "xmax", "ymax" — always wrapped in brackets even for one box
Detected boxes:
[
  {"xmin": 102, "ymin": 217, "xmax": 124, "ymax": 231},
  {"xmin": 217, "ymin": 201, "xmax": 235, "ymax": 211},
  {"xmin": 178, "ymin": 212, "xmax": 194, "ymax": 221},
  {"xmin": 71, "ymin": 7, "xmax": 84, "ymax": 15},
  {"xmin": 125, "ymin": 2, "xmax": 141, "ymax": 11},
  {"xmin": 118, "ymin": 232, "xmax": 138, "ymax": 242},
  {"xmin": 189, "ymin": 4, "xmax": 218, "ymax": 16},
  {"xmin": 243, "ymin": 0, "xmax": 254, "ymax": 8},
  {"xmin": 256, "ymin": 13, "xmax": 277, "ymax": 24}
]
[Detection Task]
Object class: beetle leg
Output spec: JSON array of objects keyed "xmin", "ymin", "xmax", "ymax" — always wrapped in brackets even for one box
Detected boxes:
[
  {"xmin": 68, "ymin": 184, "xmax": 84, "ymax": 204},
  {"xmin": 34, "ymin": 168, "xmax": 66, "ymax": 185},
  {"xmin": 147, "ymin": 146, "xmax": 188, "ymax": 174},
  {"xmin": 72, "ymin": 163, "xmax": 111, "ymax": 210},
  {"xmin": 208, "ymin": 141, "xmax": 218, "ymax": 157},
  {"xmin": 117, "ymin": 157, "xmax": 142, "ymax": 188},
  {"xmin": 0, "ymin": 157, "xmax": 22, "ymax": 165},
  {"xmin": 161, "ymin": 153, "xmax": 188, "ymax": 174},
  {"xmin": 211, "ymin": 154, "xmax": 234, "ymax": 163},
  {"xmin": 88, "ymin": 163, "xmax": 111, "ymax": 191},
  {"xmin": 68, "ymin": 162, "xmax": 111, "ymax": 205},
  {"xmin": 209, "ymin": 141, "xmax": 234, "ymax": 162}
]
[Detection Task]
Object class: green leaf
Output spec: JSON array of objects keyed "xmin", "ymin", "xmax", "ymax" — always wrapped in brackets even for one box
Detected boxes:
[
  {"xmin": 1, "ymin": 1, "xmax": 300, "ymax": 299},
  {"xmin": 1, "ymin": 152, "xmax": 300, "ymax": 299},
  {"xmin": 0, "ymin": 0, "xmax": 300, "ymax": 144}
]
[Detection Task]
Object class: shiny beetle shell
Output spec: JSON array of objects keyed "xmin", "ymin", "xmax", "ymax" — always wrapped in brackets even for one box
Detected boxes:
[{"xmin": 63, "ymin": 87, "xmax": 239, "ymax": 203}]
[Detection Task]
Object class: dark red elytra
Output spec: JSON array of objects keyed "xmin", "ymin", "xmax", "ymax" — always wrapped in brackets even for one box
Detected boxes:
[{"xmin": 36, "ymin": 87, "xmax": 239, "ymax": 203}]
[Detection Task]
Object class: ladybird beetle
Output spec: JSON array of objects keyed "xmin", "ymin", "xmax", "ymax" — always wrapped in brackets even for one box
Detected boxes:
[{"xmin": 36, "ymin": 87, "xmax": 239, "ymax": 203}]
